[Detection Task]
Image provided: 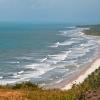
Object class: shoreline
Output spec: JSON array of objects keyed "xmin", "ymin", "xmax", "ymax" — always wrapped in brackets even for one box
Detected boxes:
[
  {"xmin": 44, "ymin": 54, "xmax": 100, "ymax": 90},
  {"xmin": 61, "ymin": 31, "xmax": 100, "ymax": 90},
  {"xmin": 62, "ymin": 57, "xmax": 100, "ymax": 90},
  {"xmin": 44, "ymin": 30, "xmax": 100, "ymax": 90}
]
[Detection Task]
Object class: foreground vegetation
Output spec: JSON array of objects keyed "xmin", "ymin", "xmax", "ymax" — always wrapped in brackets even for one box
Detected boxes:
[{"xmin": 0, "ymin": 67, "xmax": 100, "ymax": 100}]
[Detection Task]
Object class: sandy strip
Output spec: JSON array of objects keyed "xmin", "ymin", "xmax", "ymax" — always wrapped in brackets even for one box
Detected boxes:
[{"xmin": 62, "ymin": 58, "xmax": 100, "ymax": 90}]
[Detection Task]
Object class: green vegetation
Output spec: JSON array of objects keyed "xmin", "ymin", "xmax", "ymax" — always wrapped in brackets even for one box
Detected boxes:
[
  {"xmin": 79, "ymin": 24, "xmax": 100, "ymax": 36},
  {"xmin": 0, "ymin": 67, "xmax": 100, "ymax": 100}
]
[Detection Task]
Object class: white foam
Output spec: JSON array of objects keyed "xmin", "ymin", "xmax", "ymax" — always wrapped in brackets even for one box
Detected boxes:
[
  {"xmin": 18, "ymin": 71, "xmax": 24, "ymax": 74},
  {"xmin": 40, "ymin": 58, "xmax": 47, "ymax": 62},
  {"xmin": 60, "ymin": 41, "xmax": 74, "ymax": 46},
  {"xmin": 59, "ymin": 30, "xmax": 67, "ymax": 34},
  {"xmin": 69, "ymin": 46, "xmax": 92, "ymax": 59},
  {"xmin": 48, "ymin": 51, "xmax": 71, "ymax": 62},
  {"xmin": 58, "ymin": 30, "xmax": 70, "ymax": 36},
  {"xmin": 0, "ymin": 76, "xmax": 3, "ymax": 79},
  {"xmin": 26, "ymin": 63, "xmax": 50, "ymax": 69},
  {"xmin": 80, "ymin": 42, "xmax": 96, "ymax": 50},
  {"xmin": 66, "ymin": 26, "xmax": 76, "ymax": 29},
  {"xmin": 78, "ymin": 31, "xmax": 85, "ymax": 35},
  {"xmin": 15, "ymin": 57, "xmax": 33, "ymax": 60},
  {"xmin": 50, "ymin": 42, "xmax": 60, "ymax": 48},
  {"xmin": 12, "ymin": 75, "xmax": 20, "ymax": 78},
  {"xmin": 50, "ymin": 40, "xmax": 74, "ymax": 48},
  {"xmin": 24, "ymin": 63, "xmax": 54, "ymax": 78},
  {"xmin": 45, "ymin": 60, "xmax": 58, "ymax": 64},
  {"xmin": 0, "ymin": 64, "xmax": 55, "ymax": 85},
  {"xmin": 5, "ymin": 61, "xmax": 20, "ymax": 64},
  {"xmin": 55, "ymin": 78, "xmax": 64, "ymax": 84}
]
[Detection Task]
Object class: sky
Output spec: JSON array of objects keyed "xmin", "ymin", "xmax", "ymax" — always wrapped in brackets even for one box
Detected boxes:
[{"xmin": 0, "ymin": 0, "xmax": 100, "ymax": 24}]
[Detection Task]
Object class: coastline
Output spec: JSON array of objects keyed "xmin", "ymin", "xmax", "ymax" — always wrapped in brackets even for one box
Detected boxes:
[
  {"xmin": 62, "ymin": 57, "xmax": 100, "ymax": 90},
  {"xmin": 61, "ymin": 29, "xmax": 100, "ymax": 90},
  {"xmin": 43, "ymin": 29, "xmax": 100, "ymax": 90},
  {"xmin": 44, "ymin": 54, "xmax": 100, "ymax": 90}
]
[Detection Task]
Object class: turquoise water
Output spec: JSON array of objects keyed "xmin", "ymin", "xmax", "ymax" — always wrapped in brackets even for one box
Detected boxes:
[{"xmin": 0, "ymin": 23, "xmax": 99, "ymax": 86}]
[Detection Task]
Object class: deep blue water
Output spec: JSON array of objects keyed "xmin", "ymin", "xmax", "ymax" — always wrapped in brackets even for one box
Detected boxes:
[{"xmin": 0, "ymin": 23, "xmax": 99, "ymax": 86}]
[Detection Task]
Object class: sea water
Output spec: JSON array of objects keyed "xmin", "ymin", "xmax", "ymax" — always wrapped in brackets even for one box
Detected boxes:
[{"xmin": 0, "ymin": 23, "xmax": 99, "ymax": 86}]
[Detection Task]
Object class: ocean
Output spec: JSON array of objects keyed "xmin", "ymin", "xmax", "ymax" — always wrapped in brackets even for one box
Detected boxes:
[{"xmin": 0, "ymin": 23, "xmax": 99, "ymax": 86}]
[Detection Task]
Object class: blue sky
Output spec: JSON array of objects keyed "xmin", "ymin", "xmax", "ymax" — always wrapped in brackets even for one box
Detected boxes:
[{"xmin": 0, "ymin": 0, "xmax": 100, "ymax": 24}]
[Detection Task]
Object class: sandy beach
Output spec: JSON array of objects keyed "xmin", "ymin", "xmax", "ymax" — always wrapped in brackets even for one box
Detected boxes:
[
  {"xmin": 62, "ymin": 58, "xmax": 100, "ymax": 90},
  {"xmin": 61, "ymin": 33, "xmax": 100, "ymax": 90},
  {"xmin": 43, "ymin": 53, "xmax": 100, "ymax": 90}
]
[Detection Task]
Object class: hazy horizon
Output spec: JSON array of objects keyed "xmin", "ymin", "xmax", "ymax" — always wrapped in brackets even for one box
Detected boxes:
[{"xmin": 0, "ymin": 0, "xmax": 100, "ymax": 24}]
